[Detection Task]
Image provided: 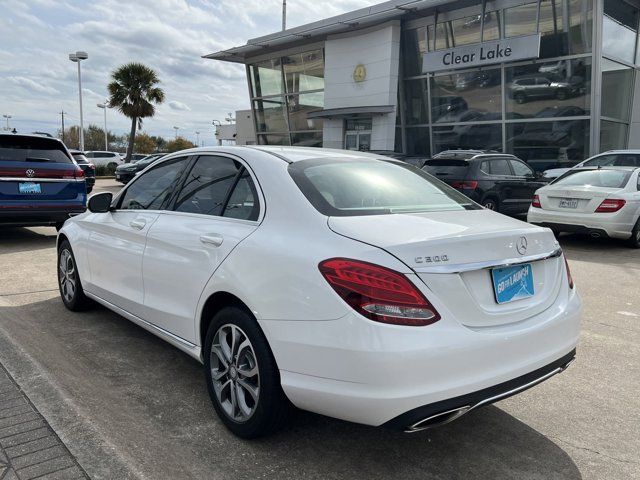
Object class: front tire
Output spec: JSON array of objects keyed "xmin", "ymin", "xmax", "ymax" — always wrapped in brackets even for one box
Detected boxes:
[
  {"xmin": 57, "ymin": 241, "xmax": 92, "ymax": 311},
  {"xmin": 204, "ymin": 306, "xmax": 290, "ymax": 438}
]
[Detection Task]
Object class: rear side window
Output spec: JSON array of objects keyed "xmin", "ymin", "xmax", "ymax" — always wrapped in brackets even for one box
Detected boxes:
[
  {"xmin": 553, "ymin": 169, "xmax": 632, "ymax": 188},
  {"xmin": 223, "ymin": 170, "xmax": 259, "ymax": 221},
  {"xmin": 290, "ymin": 159, "xmax": 480, "ymax": 216},
  {"xmin": 422, "ymin": 159, "xmax": 470, "ymax": 178},
  {"xmin": 0, "ymin": 136, "xmax": 72, "ymax": 163},
  {"xmin": 119, "ymin": 157, "xmax": 189, "ymax": 210},
  {"xmin": 488, "ymin": 159, "xmax": 512, "ymax": 175}
]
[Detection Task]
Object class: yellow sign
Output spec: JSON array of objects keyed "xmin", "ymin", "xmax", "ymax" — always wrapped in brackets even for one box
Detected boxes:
[{"xmin": 353, "ymin": 64, "xmax": 366, "ymax": 82}]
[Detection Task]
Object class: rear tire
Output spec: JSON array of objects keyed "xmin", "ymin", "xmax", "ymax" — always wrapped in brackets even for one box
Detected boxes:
[
  {"xmin": 482, "ymin": 197, "xmax": 499, "ymax": 211},
  {"xmin": 57, "ymin": 240, "xmax": 92, "ymax": 311},
  {"xmin": 629, "ymin": 219, "xmax": 640, "ymax": 248},
  {"xmin": 204, "ymin": 306, "xmax": 291, "ymax": 438},
  {"xmin": 515, "ymin": 93, "xmax": 526, "ymax": 104}
]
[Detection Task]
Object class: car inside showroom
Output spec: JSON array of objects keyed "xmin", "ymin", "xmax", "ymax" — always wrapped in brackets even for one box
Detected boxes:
[{"xmin": 207, "ymin": 0, "xmax": 640, "ymax": 171}]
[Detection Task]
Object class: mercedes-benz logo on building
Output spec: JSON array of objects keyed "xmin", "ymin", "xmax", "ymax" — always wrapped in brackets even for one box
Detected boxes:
[
  {"xmin": 516, "ymin": 236, "xmax": 528, "ymax": 255},
  {"xmin": 25, "ymin": 169, "xmax": 36, "ymax": 178}
]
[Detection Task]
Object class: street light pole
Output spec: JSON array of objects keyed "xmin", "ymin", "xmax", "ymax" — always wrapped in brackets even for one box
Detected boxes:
[
  {"xmin": 69, "ymin": 51, "xmax": 88, "ymax": 151},
  {"xmin": 97, "ymin": 102, "xmax": 108, "ymax": 150},
  {"xmin": 195, "ymin": 131, "xmax": 200, "ymax": 146},
  {"xmin": 173, "ymin": 126, "xmax": 179, "ymax": 139},
  {"xmin": 2, "ymin": 114, "xmax": 11, "ymax": 131}
]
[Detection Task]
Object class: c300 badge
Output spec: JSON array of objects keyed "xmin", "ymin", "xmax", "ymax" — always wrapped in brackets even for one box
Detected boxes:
[{"xmin": 415, "ymin": 255, "xmax": 449, "ymax": 264}]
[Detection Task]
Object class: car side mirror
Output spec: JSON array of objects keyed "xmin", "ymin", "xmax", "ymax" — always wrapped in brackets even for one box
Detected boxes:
[{"xmin": 88, "ymin": 192, "xmax": 113, "ymax": 213}]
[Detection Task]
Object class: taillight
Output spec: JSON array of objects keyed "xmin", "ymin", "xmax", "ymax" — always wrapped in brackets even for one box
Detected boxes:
[
  {"xmin": 75, "ymin": 167, "xmax": 85, "ymax": 178},
  {"xmin": 564, "ymin": 256, "xmax": 574, "ymax": 289},
  {"xmin": 318, "ymin": 258, "xmax": 440, "ymax": 326},
  {"xmin": 451, "ymin": 180, "xmax": 478, "ymax": 190},
  {"xmin": 595, "ymin": 199, "xmax": 625, "ymax": 213},
  {"xmin": 532, "ymin": 194, "xmax": 541, "ymax": 208}
]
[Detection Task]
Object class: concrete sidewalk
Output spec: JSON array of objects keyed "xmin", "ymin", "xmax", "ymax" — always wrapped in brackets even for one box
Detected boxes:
[{"xmin": 0, "ymin": 364, "xmax": 87, "ymax": 480}]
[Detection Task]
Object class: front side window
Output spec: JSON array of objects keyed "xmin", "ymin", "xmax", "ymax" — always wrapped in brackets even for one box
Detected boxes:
[
  {"xmin": 289, "ymin": 159, "xmax": 480, "ymax": 216},
  {"xmin": 119, "ymin": 157, "xmax": 189, "ymax": 210},
  {"xmin": 174, "ymin": 156, "xmax": 241, "ymax": 216},
  {"xmin": 510, "ymin": 160, "xmax": 534, "ymax": 176}
]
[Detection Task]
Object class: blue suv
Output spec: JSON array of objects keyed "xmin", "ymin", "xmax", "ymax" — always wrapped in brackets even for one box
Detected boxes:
[{"xmin": 0, "ymin": 134, "xmax": 87, "ymax": 229}]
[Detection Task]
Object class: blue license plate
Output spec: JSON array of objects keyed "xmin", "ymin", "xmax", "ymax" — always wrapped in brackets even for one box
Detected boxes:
[
  {"xmin": 491, "ymin": 264, "xmax": 534, "ymax": 304},
  {"xmin": 19, "ymin": 182, "xmax": 42, "ymax": 194}
]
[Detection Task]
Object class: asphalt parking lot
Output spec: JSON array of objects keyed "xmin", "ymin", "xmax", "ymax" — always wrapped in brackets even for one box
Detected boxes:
[{"xmin": 0, "ymin": 179, "xmax": 638, "ymax": 480}]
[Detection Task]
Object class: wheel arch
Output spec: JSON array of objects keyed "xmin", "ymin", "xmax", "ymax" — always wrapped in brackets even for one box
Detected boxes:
[{"xmin": 199, "ymin": 291, "xmax": 255, "ymax": 348}]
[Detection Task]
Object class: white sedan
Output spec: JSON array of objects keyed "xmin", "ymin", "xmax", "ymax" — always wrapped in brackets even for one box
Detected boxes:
[
  {"xmin": 528, "ymin": 167, "xmax": 640, "ymax": 247},
  {"xmin": 57, "ymin": 146, "xmax": 581, "ymax": 438},
  {"xmin": 543, "ymin": 150, "xmax": 640, "ymax": 180}
]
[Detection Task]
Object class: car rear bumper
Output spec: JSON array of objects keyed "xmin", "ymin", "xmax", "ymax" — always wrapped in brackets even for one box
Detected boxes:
[
  {"xmin": 262, "ymin": 287, "xmax": 581, "ymax": 427},
  {"xmin": 0, "ymin": 207, "xmax": 86, "ymax": 226},
  {"xmin": 528, "ymin": 207, "xmax": 635, "ymax": 239}
]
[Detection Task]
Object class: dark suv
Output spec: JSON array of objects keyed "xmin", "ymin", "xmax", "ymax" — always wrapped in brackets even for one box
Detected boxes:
[
  {"xmin": 0, "ymin": 134, "xmax": 87, "ymax": 229},
  {"xmin": 422, "ymin": 150, "xmax": 548, "ymax": 215}
]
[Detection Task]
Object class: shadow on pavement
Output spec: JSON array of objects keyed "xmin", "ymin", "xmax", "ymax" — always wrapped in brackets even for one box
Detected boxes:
[
  {"xmin": 0, "ymin": 226, "xmax": 57, "ymax": 254},
  {"xmin": 0, "ymin": 295, "xmax": 582, "ymax": 480},
  {"xmin": 559, "ymin": 233, "xmax": 639, "ymax": 268}
]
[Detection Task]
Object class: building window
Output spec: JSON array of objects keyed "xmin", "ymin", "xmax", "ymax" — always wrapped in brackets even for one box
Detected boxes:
[
  {"xmin": 282, "ymin": 50, "xmax": 324, "ymax": 93},
  {"xmin": 253, "ymin": 97, "xmax": 288, "ymax": 133},
  {"xmin": 249, "ymin": 58, "xmax": 283, "ymax": 97},
  {"xmin": 433, "ymin": 123, "xmax": 502, "ymax": 153},
  {"xmin": 601, "ymin": 59, "xmax": 634, "ymax": 123},
  {"xmin": 286, "ymin": 92, "xmax": 324, "ymax": 131},
  {"xmin": 405, "ymin": 127, "xmax": 431, "ymax": 155},
  {"xmin": 603, "ymin": 0, "xmax": 638, "ymax": 64},
  {"xmin": 600, "ymin": 121, "xmax": 628, "ymax": 152}
]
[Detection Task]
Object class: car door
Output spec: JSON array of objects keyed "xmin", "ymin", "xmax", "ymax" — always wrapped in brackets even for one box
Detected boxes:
[
  {"xmin": 141, "ymin": 154, "xmax": 262, "ymax": 343},
  {"xmin": 482, "ymin": 158, "xmax": 515, "ymax": 212},
  {"xmin": 85, "ymin": 156, "xmax": 191, "ymax": 317},
  {"xmin": 508, "ymin": 158, "xmax": 545, "ymax": 212}
]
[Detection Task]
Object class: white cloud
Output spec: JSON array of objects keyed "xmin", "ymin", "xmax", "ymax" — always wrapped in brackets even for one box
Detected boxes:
[
  {"xmin": 0, "ymin": 0, "xmax": 376, "ymax": 142},
  {"xmin": 168, "ymin": 101, "xmax": 191, "ymax": 111}
]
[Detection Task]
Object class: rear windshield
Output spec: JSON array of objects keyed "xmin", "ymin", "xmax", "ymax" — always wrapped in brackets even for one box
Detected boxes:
[
  {"xmin": 422, "ymin": 159, "xmax": 470, "ymax": 178},
  {"xmin": 553, "ymin": 169, "xmax": 632, "ymax": 188},
  {"xmin": 72, "ymin": 153, "xmax": 89, "ymax": 163},
  {"xmin": 289, "ymin": 159, "xmax": 480, "ymax": 216},
  {"xmin": 0, "ymin": 136, "xmax": 72, "ymax": 163}
]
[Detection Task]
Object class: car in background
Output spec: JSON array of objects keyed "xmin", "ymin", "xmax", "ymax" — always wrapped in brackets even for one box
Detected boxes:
[
  {"xmin": 508, "ymin": 76, "xmax": 582, "ymax": 104},
  {"xmin": 0, "ymin": 133, "xmax": 86, "ymax": 229},
  {"xmin": 85, "ymin": 151, "xmax": 124, "ymax": 168},
  {"xmin": 423, "ymin": 150, "xmax": 547, "ymax": 215},
  {"xmin": 68, "ymin": 149, "xmax": 95, "ymax": 193},
  {"xmin": 543, "ymin": 150, "xmax": 640, "ymax": 180},
  {"xmin": 368, "ymin": 151, "xmax": 429, "ymax": 169},
  {"xmin": 529, "ymin": 167, "xmax": 640, "ymax": 247},
  {"xmin": 57, "ymin": 146, "xmax": 580, "ymax": 438},
  {"xmin": 114, "ymin": 153, "xmax": 165, "ymax": 184},
  {"xmin": 130, "ymin": 153, "xmax": 148, "ymax": 162}
]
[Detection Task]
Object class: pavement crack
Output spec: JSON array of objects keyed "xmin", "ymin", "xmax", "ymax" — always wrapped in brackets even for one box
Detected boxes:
[
  {"xmin": 551, "ymin": 436, "xmax": 639, "ymax": 465},
  {"xmin": 0, "ymin": 289, "xmax": 57, "ymax": 298}
]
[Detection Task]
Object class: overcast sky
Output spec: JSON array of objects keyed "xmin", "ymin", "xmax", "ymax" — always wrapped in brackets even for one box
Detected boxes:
[{"xmin": 0, "ymin": 0, "xmax": 374, "ymax": 145}]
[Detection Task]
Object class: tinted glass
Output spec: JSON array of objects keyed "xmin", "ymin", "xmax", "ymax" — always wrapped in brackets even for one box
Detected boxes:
[
  {"xmin": 603, "ymin": 0, "xmax": 638, "ymax": 63},
  {"xmin": 433, "ymin": 123, "xmax": 502, "ymax": 153},
  {"xmin": 422, "ymin": 159, "xmax": 470, "ymax": 178},
  {"xmin": 253, "ymin": 97, "xmax": 288, "ymax": 133},
  {"xmin": 0, "ymin": 136, "xmax": 72, "ymax": 163},
  {"xmin": 249, "ymin": 58, "xmax": 283, "ymax": 97},
  {"xmin": 286, "ymin": 92, "xmax": 323, "ymax": 131},
  {"xmin": 510, "ymin": 159, "xmax": 534, "ymax": 176},
  {"xmin": 290, "ymin": 159, "xmax": 480, "ymax": 216},
  {"xmin": 554, "ymin": 169, "xmax": 631, "ymax": 188},
  {"xmin": 72, "ymin": 153, "xmax": 89, "ymax": 163},
  {"xmin": 600, "ymin": 121, "xmax": 628, "ymax": 152},
  {"xmin": 601, "ymin": 59, "xmax": 633, "ymax": 122},
  {"xmin": 174, "ymin": 156, "xmax": 241, "ymax": 216},
  {"xmin": 223, "ymin": 171, "xmax": 259, "ymax": 221},
  {"xmin": 489, "ymin": 159, "xmax": 512, "ymax": 175},
  {"xmin": 282, "ymin": 50, "xmax": 324, "ymax": 93},
  {"xmin": 405, "ymin": 127, "xmax": 430, "ymax": 155},
  {"xmin": 120, "ymin": 157, "xmax": 188, "ymax": 210},
  {"xmin": 291, "ymin": 131, "xmax": 322, "ymax": 147}
]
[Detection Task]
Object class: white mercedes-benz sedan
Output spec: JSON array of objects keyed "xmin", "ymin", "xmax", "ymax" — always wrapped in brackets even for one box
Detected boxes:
[
  {"xmin": 57, "ymin": 146, "xmax": 581, "ymax": 438},
  {"xmin": 528, "ymin": 166, "xmax": 640, "ymax": 247}
]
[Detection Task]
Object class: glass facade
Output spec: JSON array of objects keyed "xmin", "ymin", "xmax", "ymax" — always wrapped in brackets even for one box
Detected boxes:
[{"xmin": 248, "ymin": 49, "xmax": 324, "ymax": 146}]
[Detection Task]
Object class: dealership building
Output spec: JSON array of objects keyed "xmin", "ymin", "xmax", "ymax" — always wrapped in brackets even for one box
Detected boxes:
[{"xmin": 207, "ymin": 0, "xmax": 640, "ymax": 170}]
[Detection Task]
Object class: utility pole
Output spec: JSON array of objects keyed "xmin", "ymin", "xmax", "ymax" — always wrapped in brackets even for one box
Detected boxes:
[
  {"xmin": 60, "ymin": 110, "xmax": 66, "ymax": 142},
  {"xmin": 282, "ymin": 0, "xmax": 286, "ymax": 30}
]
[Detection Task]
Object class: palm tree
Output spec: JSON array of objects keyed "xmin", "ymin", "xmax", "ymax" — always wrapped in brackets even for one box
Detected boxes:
[{"xmin": 108, "ymin": 63, "xmax": 165, "ymax": 162}]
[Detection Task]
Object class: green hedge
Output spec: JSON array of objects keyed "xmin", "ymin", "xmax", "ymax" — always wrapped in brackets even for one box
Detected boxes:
[{"xmin": 95, "ymin": 164, "xmax": 117, "ymax": 176}]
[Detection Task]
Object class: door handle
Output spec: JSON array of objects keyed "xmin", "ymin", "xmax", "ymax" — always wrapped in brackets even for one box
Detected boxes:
[
  {"xmin": 129, "ymin": 219, "xmax": 146, "ymax": 230},
  {"xmin": 200, "ymin": 234, "xmax": 224, "ymax": 247}
]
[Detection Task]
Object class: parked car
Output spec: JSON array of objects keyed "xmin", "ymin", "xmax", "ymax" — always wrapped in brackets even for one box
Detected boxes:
[
  {"xmin": 57, "ymin": 146, "xmax": 580, "ymax": 438},
  {"xmin": 130, "ymin": 153, "xmax": 148, "ymax": 162},
  {"xmin": 69, "ymin": 149, "xmax": 95, "ymax": 193},
  {"xmin": 543, "ymin": 150, "xmax": 640, "ymax": 180},
  {"xmin": 423, "ymin": 151, "xmax": 547, "ymax": 215},
  {"xmin": 528, "ymin": 166, "xmax": 640, "ymax": 247},
  {"xmin": 368, "ymin": 151, "xmax": 429, "ymax": 168},
  {"xmin": 115, "ymin": 153, "xmax": 165, "ymax": 184},
  {"xmin": 0, "ymin": 133, "xmax": 86, "ymax": 229},
  {"xmin": 508, "ymin": 75, "xmax": 582, "ymax": 104},
  {"xmin": 85, "ymin": 151, "xmax": 124, "ymax": 168}
]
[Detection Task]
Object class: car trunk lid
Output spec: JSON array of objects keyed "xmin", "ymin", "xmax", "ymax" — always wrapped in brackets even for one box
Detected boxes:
[{"xmin": 538, "ymin": 185, "xmax": 622, "ymax": 213}]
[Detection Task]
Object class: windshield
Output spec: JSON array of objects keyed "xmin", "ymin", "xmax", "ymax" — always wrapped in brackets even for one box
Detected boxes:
[
  {"xmin": 0, "ymin": 136, "xmax": 72, "ymax": 163},
  {"xmin": 553, "ymin": 169, "xmax": 632, "ymax": 188},
  {"xmin": 289, "ymin": 159, "xmax": 480, "ymax": 216}
]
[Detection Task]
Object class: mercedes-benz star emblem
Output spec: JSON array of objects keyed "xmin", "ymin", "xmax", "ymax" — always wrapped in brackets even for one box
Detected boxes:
[
  {"xmin": 25, "ymin": 169, "xmax": 35, "ymax": 178},
  {"xmin": 516, "ymin": 236, "xmax": 528, "ymax": 255}
]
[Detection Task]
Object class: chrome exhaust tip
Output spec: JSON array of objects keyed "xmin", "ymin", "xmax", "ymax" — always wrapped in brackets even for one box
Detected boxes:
[{"xmin": 405, "ymin": 406, "xmax": 472, "ymax": 433}]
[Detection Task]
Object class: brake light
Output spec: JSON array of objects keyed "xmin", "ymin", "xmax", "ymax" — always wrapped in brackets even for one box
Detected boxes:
[
  {"xmin": 74, "ymin": 167, "xmax": 85, "ymax": 178},
  {"xmin": 532, "ymin": 194, "xmax": 541, "ymax": 208},
  {"xmin": 318, "ymin": 258, "xmax": 440, "ymax": 326},
  {"xmin": 595, "ymin": 199, "xmax": 625, "ymax": 213},
  {"xmin": 564, "ymin": 256, "xmax": 574, "ymax": 289},
  {"xmin": 451, "ymin": 180, "xmax": 478, "ymax": 190}
]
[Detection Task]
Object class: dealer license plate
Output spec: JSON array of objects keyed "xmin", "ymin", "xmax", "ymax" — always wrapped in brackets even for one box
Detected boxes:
[
  {"xmin": 18, "ymin": 182, "xmax": 42, "ymax": 194},
  {"xmin": 491, "ymin": 264, "xmax": 534, "ymax": 304},
  {"xmin": 558, "ymin": 198, "xmax": 578, "ymax": 209}
]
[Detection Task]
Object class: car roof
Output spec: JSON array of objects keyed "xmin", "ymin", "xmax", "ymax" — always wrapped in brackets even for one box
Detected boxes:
[
  {"xmin": 569, "ymin": 166, "xmax": 640, "ymax": 172},
  {"xmin": 0, "ymin": 132, "xmax": 65, "ymax": 144}
]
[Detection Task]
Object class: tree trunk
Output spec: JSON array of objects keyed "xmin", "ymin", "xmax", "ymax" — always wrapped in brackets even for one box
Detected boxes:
[{"xmin": 126, "ymin": 116, "xmax": 137, "ymax": 163}]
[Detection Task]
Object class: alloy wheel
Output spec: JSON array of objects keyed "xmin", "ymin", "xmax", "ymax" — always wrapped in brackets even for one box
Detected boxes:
[
  {"xmin": 483, "ymin": 200, "xmax": 497, "ymax": 211},
  {"xmin": 59, "ymin": 249, "xmax": 76, "ymax": 303},
  {"xmin": 210, "ymin": 324, "xmax": 260, "ymax": 423}
]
